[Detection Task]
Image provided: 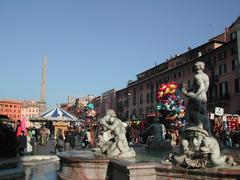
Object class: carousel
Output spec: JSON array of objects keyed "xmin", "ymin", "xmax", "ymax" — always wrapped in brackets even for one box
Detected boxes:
[{"xmin": 30, "ymin": 106, "xmax": 78, "ymax": 138}]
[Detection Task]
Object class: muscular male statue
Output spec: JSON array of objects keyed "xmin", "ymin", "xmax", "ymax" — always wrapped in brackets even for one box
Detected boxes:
[{"xmin": 181, "ymin": 61, "xmax": 211, "ymax": 134}]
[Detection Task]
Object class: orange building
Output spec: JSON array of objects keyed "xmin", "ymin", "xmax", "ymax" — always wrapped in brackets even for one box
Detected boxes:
[{"xmin": 0, "ymin": 99, "xmax": 23, "ymax": 121}]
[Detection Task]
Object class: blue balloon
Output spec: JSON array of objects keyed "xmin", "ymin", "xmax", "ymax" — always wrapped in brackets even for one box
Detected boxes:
[{"xmin": 87, "ymin": 102, "xmax": 95, "ymax": 110}]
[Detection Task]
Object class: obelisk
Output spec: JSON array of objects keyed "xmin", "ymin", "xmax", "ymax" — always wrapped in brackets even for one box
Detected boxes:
[{"xmin": 39, "ymin": 55, "xmax": 47, "ymax": 113}]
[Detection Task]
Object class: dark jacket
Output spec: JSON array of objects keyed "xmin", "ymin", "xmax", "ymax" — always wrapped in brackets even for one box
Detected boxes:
[{"xmin": 18, "ymin": 135, "xmax": 27, "ymax": 149}]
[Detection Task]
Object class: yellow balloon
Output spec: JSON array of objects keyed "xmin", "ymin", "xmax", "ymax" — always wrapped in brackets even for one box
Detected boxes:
[
  {"xmin": 170, "ymin": 84, "xmax": 176, "ymax": 89},
  {"xmin": 170, "ymin": 89, "xmax": 176, "ymax": 94},
  {"xmin": 164, "ymin": 88, "xmax": 170, "ymax": 94},
  {"xmin": 160, "ymin": 91, "xmax": 164, "ymax": 97},
  {"xmin": 162, "ymin": 85, "xmax": 167, "ymax": 90}
]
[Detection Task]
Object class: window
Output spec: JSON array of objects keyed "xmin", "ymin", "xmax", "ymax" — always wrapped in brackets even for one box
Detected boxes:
[
  {"xmin": 178, "ymin": 71, "xmax": 182, "ymax": 78},
  {"xmin": 124, "ymin": 91, "xmax": 129, "ymax": 97},
  {"xmin": 219, "ymin": 51, "xmax": 226, "ymax": 61},
  {"xmin": 151, "ymin": 82, "xmax": 154, "ymax": 89},
  {"xmin": 133, "ymin": 96, "xmax": 136, "ymax": 106},
  {"xmin": 140, "ymin": 85, "xmax": 143, "ymax": 91},
  {"xmin": 219, "ymin": 82, "xmax": 228, "ymax": 98},
  {"xmin": 140, "ymin": 94, "xmax": 143, "ymax": 104},
  {"xmin": 146, "ymin": 93, "xmax": 149, "ymax": 103},
  {"xmin": 232, "ymin": 59, "xmax": 239, "ymax": 71},
  {"xmin": 166, "ymin": 75, "xmax": 170, "ymax": 81},
  {"xmin": 125, "ymin": 111, "xmax": 129, "ymax": 119},
  {"xmin": 147, "ymin": 82, "xmax": 150, "ymax": 89},
  {"xmin": 219, "ymin": 64, "xmax": 227, "ymax": 75},
  {"xmin": 146, "ymin": 107, "xmax": 150, "ymax": 114},
  {"xmin": 235, "ymin": 78, "xmax": 240, "ymax": 93},
  {"xmin": 155, "ymin": 81, "xmax": 159, "ymax": 90},
  {"xmin": 139, "ymin": 108, "xmax": 143, "ymax": 118},
  {"xmin": 210, "ymin": 85, "xmax": 218, "ymax": 100},
  {"xmin": 132, "ymin": 109, "xmax": 136, "ymax": 116},
  {"xmin": 151, "ymin": 91, "xmax": 155, "ymax": 102},
  {"xmin": 231, "ymin": 47, "xmax": 238, "ymax": 56},
  {"xmin": 174, "ymin": 73, "xmax": 177, "ymax": 79},
  {"xmin": 230, "ymin": 32, "xmax": 237, "ymax": 40},
  {"xmin": 208, "ymin": 56, "xmax": 216, "ymax": 66},
  {"xmin": 124, "ymin": 99, "xmax": 129, "ymax": 107}
]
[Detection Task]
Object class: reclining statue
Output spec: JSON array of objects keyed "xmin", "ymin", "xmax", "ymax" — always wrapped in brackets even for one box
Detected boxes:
[{"xmin": 169, "ymin": 126, "xmax": 235, "ymax": 168}]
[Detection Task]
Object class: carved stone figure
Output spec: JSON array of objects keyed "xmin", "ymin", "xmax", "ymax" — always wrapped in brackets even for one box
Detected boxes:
[
  {"xmin": 99, "ymin": 109, "xmax": 136, "ymax": 158},
  {"xmin": 145, "ymin": 118, "xmax": 172, "ymax": 149},
  {"xmin": 200, "ymin": 136, "xmax": 235, "ymax": 166},
  {"xmin": 169, "ymin": 127, "xmax": 235, "ymax": 168},
  {"xmin": 168, "ymin": 61, "xmax": 236, "ymax": 168},
  {"xmin": 180, "ymin": 61, "xmax": 211, "ymax": 135}
]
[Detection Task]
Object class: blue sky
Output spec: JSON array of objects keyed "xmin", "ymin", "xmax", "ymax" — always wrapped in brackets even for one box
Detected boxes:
[{"xmin": 0, "ymin": 0, "xmax": 239, "ymax": 108}]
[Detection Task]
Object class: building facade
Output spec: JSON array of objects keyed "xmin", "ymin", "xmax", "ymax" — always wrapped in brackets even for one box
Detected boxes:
[
  {"xmin": 0, "ymin": 99, "xmax": 23, "ymax": 121},
  {"xmin": 116, "ymin": 17, "xmax": 240, "ymax": 120},
  {"xmin": 92, "ymin": 89, "xmax": 116, "ymax": 118},
  {"xmin": 21, "ymin": 100, "xmax": 40, "ymax": 120}
]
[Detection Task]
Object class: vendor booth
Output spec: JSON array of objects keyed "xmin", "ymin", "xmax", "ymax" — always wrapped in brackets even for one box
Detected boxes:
[{"xmin": 30, "ymin": 106, "xmax": 78, "ymax": 138}]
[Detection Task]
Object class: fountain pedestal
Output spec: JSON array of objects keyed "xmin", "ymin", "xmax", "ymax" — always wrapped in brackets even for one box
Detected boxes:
[
  {"xmin": 58, "ymin": 150, "xmax": 240, "ymax": 180},
  {"xmin": 58, "ymin": 150, "xmax": 110, "ymax": 180}
]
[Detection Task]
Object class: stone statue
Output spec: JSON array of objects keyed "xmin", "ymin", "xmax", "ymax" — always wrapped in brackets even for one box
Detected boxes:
[
  {"xmin": 99, "ymin": 109, "xmax": 136, "ymax": 158},
  {"xmin": 145, "ymin": 118, "xmax": 172, "ymax": 149},
  {"xmin": 167, "ymin": 61, "xmax": 236, "ymax": 168},
  {"xmin": 200, "ymin": 136, "xmax": 235, "ymax": 166},
  {"xmin": 169, "ymin": 126, "xmax": 235, "ymax": 168},
  {"xmin": 180, "ymin": 61, "xmax": 211, "ymax": 135}
]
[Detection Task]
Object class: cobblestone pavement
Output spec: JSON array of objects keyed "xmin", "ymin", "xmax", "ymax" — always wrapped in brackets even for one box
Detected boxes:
[{"xmin": 37, "ymin": 139, "xmax": 56, "ymax": 155}]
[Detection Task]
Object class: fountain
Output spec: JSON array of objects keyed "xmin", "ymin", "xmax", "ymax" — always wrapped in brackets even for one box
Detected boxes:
[{"xmin": 58, "ymin": 62, "xmax": 240, "ymax": 180}]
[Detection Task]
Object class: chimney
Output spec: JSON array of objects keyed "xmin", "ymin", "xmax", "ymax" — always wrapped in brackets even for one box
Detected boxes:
[{"xmin": 224, "ymin": 27, "xmax": 228, "ymax": 42}]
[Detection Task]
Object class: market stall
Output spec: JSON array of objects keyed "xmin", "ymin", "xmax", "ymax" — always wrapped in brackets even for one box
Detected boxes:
[{"xmin": 30, "ymin": 106, "xmax": 78, "ymax": 138}]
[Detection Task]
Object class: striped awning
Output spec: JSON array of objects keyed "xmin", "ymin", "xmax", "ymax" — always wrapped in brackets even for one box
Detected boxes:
[{"xmin": 30, "ymin": 107, "xmax": 78, "ymax": 122}]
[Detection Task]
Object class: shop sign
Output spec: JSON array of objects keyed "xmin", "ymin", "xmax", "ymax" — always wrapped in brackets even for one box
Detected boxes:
[{"xmin": 215, "ymin": 107, "xmax": 224, "ymax": 116}]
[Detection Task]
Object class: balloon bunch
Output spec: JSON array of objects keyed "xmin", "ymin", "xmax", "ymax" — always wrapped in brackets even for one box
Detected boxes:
[
  {"xmin": 156, "ymin": 82, "xmax": 178, "ymax": 100},
  {"xmin": 86, "ymin": 102, "xmax": 97, "ymax": 119},
  {"xmin": 86, "ymin": 109, "xmax": 97, "ymax": 119},
  {"xmin": 156, "ymin": 81, "xmax": 186, "ymax": 121}
]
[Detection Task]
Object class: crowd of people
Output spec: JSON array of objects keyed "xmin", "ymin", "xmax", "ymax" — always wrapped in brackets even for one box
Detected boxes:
[{"xmin": 1, "ymin": 112, "xmax": 240, "ymax": 159}]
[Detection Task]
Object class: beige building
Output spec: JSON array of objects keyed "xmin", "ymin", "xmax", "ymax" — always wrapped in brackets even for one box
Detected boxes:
[
  {"xmin": 116, "ymin": 17, "xmax": 240, "ymax": 121},
  {"xmin": 92, "ymin": 89, "xmax": 116, "ymax": 118},
  {"xmin": 21, "ymin": 100, "xmax": 40, "ymax": 120}
]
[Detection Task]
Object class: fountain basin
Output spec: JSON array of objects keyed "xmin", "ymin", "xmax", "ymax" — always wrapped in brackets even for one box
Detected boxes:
[
  {"xmin": 58, "ymin": 149, "xmax": 240, "ymax": 180},
  {"xmin": 0, "ymin": 155, "xmax": 59, "ymax": 179}
]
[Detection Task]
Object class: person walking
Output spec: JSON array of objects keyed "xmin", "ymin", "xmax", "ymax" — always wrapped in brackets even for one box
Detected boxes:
[{"xmin": 18, "ymin": 130, "xmax": 27, "ymax": 156}]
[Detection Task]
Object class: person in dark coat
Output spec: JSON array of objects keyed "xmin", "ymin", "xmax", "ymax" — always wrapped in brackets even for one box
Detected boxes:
[
  {"xmin": 18, "ymin": 130, "xmax": 27, "ymax": 156},
  {"xmin": 55, "ymin": 131, "xmax": 64, "ymax": 152}
]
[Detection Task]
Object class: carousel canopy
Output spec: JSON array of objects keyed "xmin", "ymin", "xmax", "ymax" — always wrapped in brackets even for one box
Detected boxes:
[{"xmin": 30, "ymin": 106, "xmax": 78, "ymax": 122}]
